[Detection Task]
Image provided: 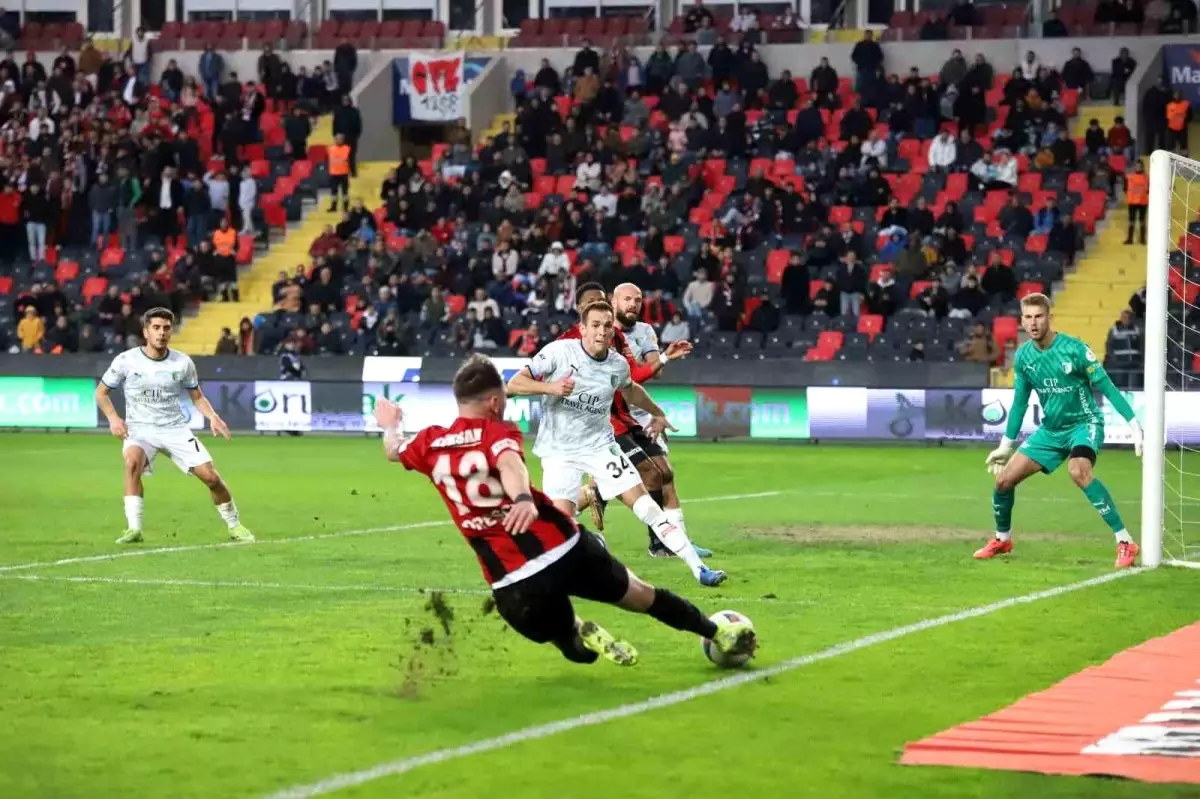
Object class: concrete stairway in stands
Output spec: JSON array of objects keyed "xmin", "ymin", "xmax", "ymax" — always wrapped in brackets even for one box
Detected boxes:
[{"xmin": 172, "ymin": 116, "xmax": 381, "ymax": 355}]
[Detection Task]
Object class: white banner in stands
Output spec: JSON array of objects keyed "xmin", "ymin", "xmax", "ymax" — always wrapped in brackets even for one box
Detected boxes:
[{"xmin": 407, "ymin": 52, "xmax": 465, "ymax": 123}]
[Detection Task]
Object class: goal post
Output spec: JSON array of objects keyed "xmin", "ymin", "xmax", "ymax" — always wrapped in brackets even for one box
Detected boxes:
[
  {"xmin": 1141, "ymin": 149, "xmax": 1200, "ymax": 569},
  {"xmin": 1140, "ymin": 150, "xmax": 1171, "ymax": 569}
]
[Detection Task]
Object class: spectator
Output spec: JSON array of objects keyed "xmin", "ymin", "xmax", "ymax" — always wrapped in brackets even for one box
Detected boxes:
[
  {"xmin": 927, "ymin": 129, "xmax": 957, "ymax": 171},
  {"xmin": 212, "ymin": 218, "xmax": 239, "ymax": 301},
  {"xmin": 1048, "ymin": 213, "xmax": 1081, "ymax": 264},
  {"xmin": 1042, "ymin": 10, "xmax": 1069, "ymax": 36},
  {"xmin": 918, "ymin": 277, "xmax": 949, "ymax": 318},
  {"xmin": 88, "ymin": 171, "xmax": 116, "ymax": 249},
  {"xmin": 285, "ymin": 106, "xmax": 312, "ymax": 162},
  {"xmin": 1166, "ymin": 89, "xmax": 1191, "ymax": 156},
  {"xmin": 45, "ymin": 314, "xmax": 75, "ymax": 353},
  {"xmin": 199, "ymin": 44, "xmax": 224, "ymax": 101},
  {"xmin": 1107, "ymin": 309, "xmax": 1141, "ymax": 357},
  {"xmin": 684, "ymin": 1, "xmax": 715, "ymax": 32},
  {"xmin": 1061, "ymin": 48, "xmax": 1094, "ymax": 91},
  {"xmin": 77, "ymin": 323, "xmax": 103, "ymax": 353},
  {"xmin": 333, "ymin": 40, "xmax": 358, "ymax": 99},
  {"xmin": 1110, "ymin": 47, "xmax": 1137, "ymax": 107},
  {"xmin": 333, "ymin": 96, "xmax": 363, "ymax": 177},
  {"xmin": 661, "ymin": 311, "xmax": 690, "ymax": 345},
  {"xmin": 1033, "ymin": 197, "xmax": 1060, "ymax": 235},
  {"xmin": 949, "ymin": 275, "xmax": 987, "ymax": 319},
  {"xmin": 1143, "ymin": 79, "xmax": 1170, "ymax": 152},
  {"xmin": 238, "ymin": 318, "xmax": 256, "ymax": 354},
  {"xmin": 539, "ymin": 241, "xmax": 570, "ymax": 279},
  {"xmin": 896, "ymin": 235, "xmax": 931, "ymax": 278},
  {"xmin": 958, "ymin": 322, "xmax": 997, "ymax": 364},
  {"xmin": 467, "ymin": 287, "xmax": 500, "ymax": 319},
  {"xmin": 811, "ymin": 278, "xmax": 836, "ymax": 315},
  {"xmin": 971, "ymin": 150, "xmax": 1018, "ymax": 191},
  {"xmin": 1125, "ymin": 160, "xmax": 1149, "ymax": 245},
  {"xmin": 215, "ymin": 327, "xmax": 239, "ymax": 354},
  {"xmin": 125, "ymin": 27, "xmax": 150, "ymax": 86},
  {"xmin": 940, "ymin": 50, "xmax": 969, "ymax": 88},
  {"xmin": 835, "ymin": 251, "xmax": 867, "ymax": 316},
  {"xmin": 17, "ymin": 305, "xmax": 43, "ymax": 350},
  {"xmin": 850, "ymin": 30, "xmax": 883, "ymax": 92},
  {"xmin": 683, "ymin": 268, "xmax": 714, "ymax": 322},
  {"xmin": 1108, "ymin": 116, "xmax": 1132, "ymax": 157},
  {"xmin": 22, "ymin": 182, "xmax": 50, "ymax": 262}
]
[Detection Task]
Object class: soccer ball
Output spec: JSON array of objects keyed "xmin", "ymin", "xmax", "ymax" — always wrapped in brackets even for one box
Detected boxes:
[{"xmin": 701, "ymin": 609, "xmax": 756, "ymax": 668}]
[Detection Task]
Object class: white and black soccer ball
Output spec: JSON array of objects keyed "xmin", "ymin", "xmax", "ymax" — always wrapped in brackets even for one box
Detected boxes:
[{"xmin": 701, "ymin": 609, "xmax": 756, "ymax": 668}]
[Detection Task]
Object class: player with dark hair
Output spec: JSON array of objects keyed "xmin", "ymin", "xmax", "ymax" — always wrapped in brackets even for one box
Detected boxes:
[
  {"xmin": 94, "ymin": 308, "xmax": 253, "ymax": 544},
  {"xmin": 978, "ymin": 293, "xmax": 1144, "ymax": 567},
  {"xmin": 559, "ymin": 282, "xmax": 714, "ymax": 559},
  {"xmin": 509, "ymin": 301, "xmax": 725, "ymax": 586},
  {"xmin": 377, "ymin": 354, "xmax": 756, "ymax": 665}
]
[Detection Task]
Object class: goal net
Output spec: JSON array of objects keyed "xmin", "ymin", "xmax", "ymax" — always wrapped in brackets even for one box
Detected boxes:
[{"xmin": 1142, "ymin": 150, "xmax": 1200, "ymax": 568}]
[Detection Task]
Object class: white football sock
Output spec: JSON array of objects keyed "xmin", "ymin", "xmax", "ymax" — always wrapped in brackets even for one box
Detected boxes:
[
  {"xmin": 664, "ymin": 507, "xmax": 687, "ymax": 534},
  {"xmin": 216, "ymin": 500, "xmax": 240, "ymax": 530},
  {"xmin": 631, "ymin": 494, "xmax": 705, "ymax": 578},
  {"xmin": 995, "ymin": 531, "xmax": 1011, "ymax": 542},
  {"xmin": 1115, "ymin": 528, "xmax": 1134, "ymax": 544},
  {"xmin": 123, "ymin": 496, "xmax": 143, "ymax": 531}
]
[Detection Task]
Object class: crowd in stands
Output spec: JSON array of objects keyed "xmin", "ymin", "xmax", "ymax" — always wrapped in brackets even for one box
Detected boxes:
[
  {"xmin": 2, "ymin": 35, "xmax": 369, "ymax": 354},
  {"xmin": 256, "ymin": 35, "xmax": 1138, "ymax": 368}
]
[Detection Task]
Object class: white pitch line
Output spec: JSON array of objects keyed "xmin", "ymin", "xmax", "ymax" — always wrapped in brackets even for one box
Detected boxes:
[
  {"xmin": 0, "ymin": 573, "xmax": 819, "ymax": 607},
  {"xmin": 0, "ymin": 521, "xmax": 449, "ymax": 574},
  {"xmin": 260, "ymin": 568, "xmax": 1141, "ymax": 799},
  {"xmin": 0, "ymin": 490, "xmax": 785, "ymax": 575}
]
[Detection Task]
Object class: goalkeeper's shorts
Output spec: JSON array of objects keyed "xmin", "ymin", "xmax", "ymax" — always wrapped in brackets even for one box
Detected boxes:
[{"xmin": 1019, "ymin": 424, "xmax": 1104, "ymax": 474}]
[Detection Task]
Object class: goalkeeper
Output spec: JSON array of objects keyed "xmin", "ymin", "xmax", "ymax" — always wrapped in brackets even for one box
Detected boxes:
[{"xmin": 977, "ymin": 293, "xmax": 1144, "ymax": 569}]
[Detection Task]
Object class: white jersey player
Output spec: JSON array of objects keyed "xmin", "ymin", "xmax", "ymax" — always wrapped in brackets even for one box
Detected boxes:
[
  {"xmin": 622, "ymin": 319, "xmax": 668, "ymax": 454},
  {"xmin": 95, "ymin": 308, "xmax": 253, "ymax": 545},
  {"xmin": 507, "ymin": 300, "xmax": 726, "ymax": 586}
]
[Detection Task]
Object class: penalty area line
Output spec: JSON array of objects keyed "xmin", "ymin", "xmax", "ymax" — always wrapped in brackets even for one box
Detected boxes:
[
  {"xmin": 0, "ymin": 573, "xmax": 819, "ymax": 607},
  {"xmin": 259, "ymin": 568, "xmax": 1142, "ymax": 799},
  {"xmin": 0, "ymin": 490, "xmax": 781, "ymax": 574}
]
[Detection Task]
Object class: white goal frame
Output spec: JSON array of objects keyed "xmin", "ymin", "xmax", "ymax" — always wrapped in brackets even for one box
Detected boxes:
[{"xmin": 1142, "ymin": 150, "xmax": 1190, "ymax": 568}]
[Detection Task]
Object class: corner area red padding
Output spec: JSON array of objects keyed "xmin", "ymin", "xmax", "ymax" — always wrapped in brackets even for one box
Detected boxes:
[{"xmin": 901, "ymin": 621, "xmax": 1200, "ymax": 784}]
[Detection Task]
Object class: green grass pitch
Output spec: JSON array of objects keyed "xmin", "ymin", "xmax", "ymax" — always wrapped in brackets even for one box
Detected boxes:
[{"xmin": 1, "ymin": 433, "xmax": 1197, "ymax": 799}]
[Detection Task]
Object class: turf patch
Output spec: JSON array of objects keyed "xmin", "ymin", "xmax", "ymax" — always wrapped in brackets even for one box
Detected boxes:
[{"xmin": 743, "ymin": 525, "xmax": 1090, "ymax": 545}]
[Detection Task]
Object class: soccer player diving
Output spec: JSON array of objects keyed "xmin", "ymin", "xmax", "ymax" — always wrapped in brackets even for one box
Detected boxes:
[{"xmin": 375, "ymin": 354, "xmax": 756, "ymax": 667}]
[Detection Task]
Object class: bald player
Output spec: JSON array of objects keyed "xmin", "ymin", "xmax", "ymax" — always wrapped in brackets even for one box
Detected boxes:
[{"xmin": 608, "ymin": 283, "xmax": 710, "ymax": 558}]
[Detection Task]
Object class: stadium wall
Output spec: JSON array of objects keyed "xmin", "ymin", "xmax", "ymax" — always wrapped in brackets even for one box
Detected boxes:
[{"xmin": 1, "ymin": 361, "xmax": 1192, "ymax": 443}]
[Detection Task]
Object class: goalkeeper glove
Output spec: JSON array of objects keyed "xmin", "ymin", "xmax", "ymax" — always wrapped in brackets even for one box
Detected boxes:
[
  {"xmin": 1129, "ymin": 419, "xmax": 1143, "ymax": 458},
  {"xmin": 985, "ymin": 436, "xmax": 1016, "ymax": 475}
]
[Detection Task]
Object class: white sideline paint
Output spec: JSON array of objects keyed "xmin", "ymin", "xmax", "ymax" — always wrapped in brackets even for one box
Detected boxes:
[
  {"xmin": 260, "ymin": 569, "xmax": 1141, "ymax": 799},
  {"xmin": 0, "ymin": 573, "xmax": 818, "ymax": 607},
  {"xmin": 0, "ymin": 491, "xmax": 782, "ymax": 574}
]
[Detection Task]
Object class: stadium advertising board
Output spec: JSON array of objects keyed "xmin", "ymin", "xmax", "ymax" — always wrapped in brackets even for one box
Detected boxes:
[
  {"xmin": 5, "ymin": 378, "xmax": 1200, "ymax": 444},
  {"xmin": 1164, "ymin": 45, "xmax": 1200, "ymax": 105},
  {"xmin": 0, "ymin": 377, "xmax": 95, "ymax": 428}
]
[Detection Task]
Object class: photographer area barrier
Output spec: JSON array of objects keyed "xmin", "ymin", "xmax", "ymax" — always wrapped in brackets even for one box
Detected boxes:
[{"xmin": 3, "ymin": 376, "xmax": 1198, "ymax": 444}]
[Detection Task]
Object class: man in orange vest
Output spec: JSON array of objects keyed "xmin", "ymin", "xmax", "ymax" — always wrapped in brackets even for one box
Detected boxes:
[
  {"xmin": 1124, "ymin": 160, "xmax": 1148, "ymax": 246},
  {"xmin": 1166, "ymin": 90, "xmax": 1190, "ymax": 156},
  {"xmin": 328, "ymin": 133, "xmax": 352, "ymax": 213},
  {"xmin": 211, "ymin": 217, "xmax": 240, "ymax": 301}
]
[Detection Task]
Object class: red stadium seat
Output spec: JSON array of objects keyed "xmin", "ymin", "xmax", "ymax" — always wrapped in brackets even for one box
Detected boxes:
[
  {"xmin": 857, "ymin": 314, "xmax": 883, "ymax": 339},
  {"xmin": 82, "ymin": 276, "xmax": 107, "ymax": 302},
  {"xmin": 1017, "ymin": 281, "xmax": 1045, "ymax": 299},
  {"xmin": 446, "ymin": 294, "xmax": 466, "ymax": 316},
  {"xmin": 0, "ymin": 275, "xmax": 12, "ymax": 295},
  {"xmin": 100, "ymin": 247, "xmax": 125, "ymax": 268},
  {"xmin": 55, "ymin": 260, "xmax": 79, "ymax": 283}
]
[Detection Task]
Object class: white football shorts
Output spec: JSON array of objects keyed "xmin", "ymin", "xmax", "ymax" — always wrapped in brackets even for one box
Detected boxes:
[
  {"xmin": 540, "ymin": 443, "xmax": 643, "ymax": 503},
  {"xmin": 124, "ymin": 425, "xmax": 212, "ymax": 474}
]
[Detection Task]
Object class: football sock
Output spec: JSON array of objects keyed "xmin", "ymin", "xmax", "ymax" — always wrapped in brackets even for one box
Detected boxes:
[
  {"xmin": 123, "ymin": 496, "xmax": 143, "ymax": 531},
  {"xmin": 553, "ymin": 634, "xmax": 599, "ymax": 664},
  {"xmin": 1082, "ymin": 479, "xmax": 1127, "ymax": 535},
  {"xmin": 1114, "ymin": 529, "xmax": 1134, "ymax": 544},
  {"xmin": 631, "ymin": 494, "xmax": 705, "ymax": 577},
  {"xmin": 648, "ymin": 589, "xmax": 718, "ymax": 639},
  {"xmin": 216, "ymin": 500, "xmax": 240, "ymax": 530},
  {"xmin": 992, "ymin": 488, "xmax": 1014, "ymax": 537},
  {"xmin": 646, "ymin": 488, "xmax": 667, "ymax": 547}
]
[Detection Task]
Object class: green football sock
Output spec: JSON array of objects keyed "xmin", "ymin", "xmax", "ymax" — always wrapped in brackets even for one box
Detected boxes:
[
  {"xmin": 1083, "ymin": 479, "xmax": 1126, "ymax": 534},
  {"xmin": 992, "ymin": 488, "xmax": 1014, "ymax": 535}
]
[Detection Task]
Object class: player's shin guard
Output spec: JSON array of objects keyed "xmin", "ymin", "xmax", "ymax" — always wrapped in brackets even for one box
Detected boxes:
[
  {"xmin": 124, "ymin": 496, "xmax": 144, "ymax": 531},
  {"xmin": 215, "ymin": 500, "xmax": 240, "ymax": 529},
  {"xmin": 647, "ymin": 488, "xmax": 668, "ymax": 549},
  {"xmin": 1082, "ymin": 479, "xmax": 1128, "ymax": 537},
  {"xmin": 648, "ymin": 589, "xmax": 719, "ymax": 639},
  {"xmin": 992, "ymin": 488, "xmax": 1014, "ymax": 540},
  {"xmin": 631, "ymin": 494, "xmax": 705, "ymax": 577}
]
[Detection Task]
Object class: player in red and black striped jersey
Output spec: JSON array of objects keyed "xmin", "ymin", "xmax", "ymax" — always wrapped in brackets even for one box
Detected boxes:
[
  {"xmin": 377, "ymin": 354, "xmax": 756, "ymax": 667},
  {"xmin": 555, "ymin": 283, "xmax": 714, "ymax": 560}
]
